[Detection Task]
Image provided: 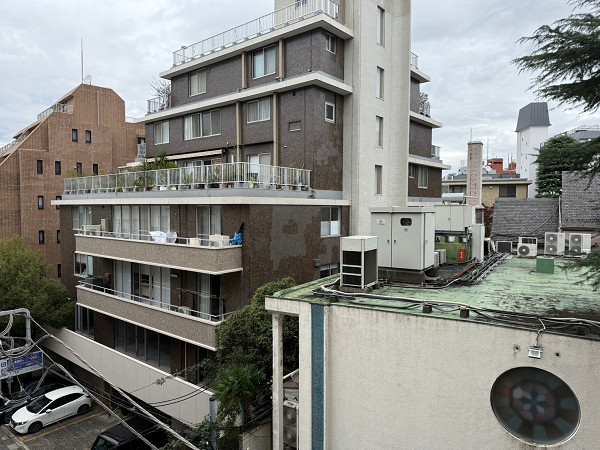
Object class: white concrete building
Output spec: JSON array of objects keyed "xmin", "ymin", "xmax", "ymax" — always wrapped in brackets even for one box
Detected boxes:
[
  {"xmin": 267, "ymin": 256, "xmax": 600, "ymax": 449},
  {"xmin": 515, "ymin": 102, "xmax": 551, "ymax": 197}
]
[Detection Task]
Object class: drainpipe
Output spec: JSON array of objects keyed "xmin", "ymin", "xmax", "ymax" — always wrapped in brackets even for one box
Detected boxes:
[
  {"xmin": 209, "ymin": 397, "xmax": 217, "ymax": 450},
  {"xmin": 236, "ymin": 102, "xmax": 242, "ymax": 162},
  {"xmin": 273, "ymin": 92, "xmax": 279, "ymax": 166},
  {"xmin": 558, "ymin": 196, "xmax": 562, "ymax": 232}
]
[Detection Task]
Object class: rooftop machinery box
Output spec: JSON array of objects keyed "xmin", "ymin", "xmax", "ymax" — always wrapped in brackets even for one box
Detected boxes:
[
  {"xmin": 433, "ymin": 204, "xmax": 476, "ymax": 233},
  {"xmin": 370, "ymin": 207, "xmax": 435, "ymax": 271}
]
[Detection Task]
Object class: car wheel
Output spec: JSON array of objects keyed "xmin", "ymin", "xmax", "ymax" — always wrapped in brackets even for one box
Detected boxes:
[
  {"xmin": 28, "ymin": 422, "xmax": 43, "ymax": 434},
  {"xmin": 77, "ymin": 404, "xmax": 90, "ymax": 415}
]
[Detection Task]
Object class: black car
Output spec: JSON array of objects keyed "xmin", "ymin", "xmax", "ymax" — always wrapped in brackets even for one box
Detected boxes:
[
  {"xmin": 0, "ymin": 382, "xmax": 66, "ymax": 424},
  {"xmin": 91, "ymin": 415, "xmax": 169, "ymax": 449}
]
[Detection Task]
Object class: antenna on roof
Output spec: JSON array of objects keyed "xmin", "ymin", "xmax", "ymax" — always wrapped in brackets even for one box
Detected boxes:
[
  {"xmin": 84, "ymin": 75, "xmax": 92, "ymax": 85},
  {"xmin": 81, "ymin": 37, "xmax": 84, "ymax": 84}
]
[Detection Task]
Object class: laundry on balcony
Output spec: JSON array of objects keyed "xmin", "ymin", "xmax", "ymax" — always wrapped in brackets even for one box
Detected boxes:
[{"xmin": 149, "ymin": 231, "xmax": 178, "ymax": 243}]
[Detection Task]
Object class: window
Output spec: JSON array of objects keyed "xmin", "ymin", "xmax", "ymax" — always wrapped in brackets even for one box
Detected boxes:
[
  {"xmin": 289, "ymin": 121, "xmax": 301, "ymax": 132},
  {"xmin": 184, "ymin": 110, "xmax": 221, "ymax": 139},
  {"xmin": 113, "ymin": 205, "xmax": 170, "ymax": 240},
  {"xmin": 499, "ymin": 185, "xmax": 517, "ymax": 198},
  {"xmin": 325, "ymin": 102, "xmax": 335, "ymax": 123},
  {"xmin": 409, "ymin": 164, "xmax": 416, "ymax": 178},
  {"xmin": 85, "ymin": 130, "xmax": 92, "ymax": 143},
  {"xmin": 57, "ymin": 264, "xmax": 61, "ymax": 278},
  {"xmin": 491, "ymin": 367, "xmax": 580, "ymax": 445},
  {"xmin": 326, "ymin": 33, "xmax": 337, "ymax": 54},
  {"xmin": 55, "ymin": 196, "xmax": 62, "ymax": 210},
  {"xmin": 253, "ymin": 45, "xmax": 276, "ymax": 78},
  {"xmin": 320, "ymin": 263, "xmax": 339, "ymax": 278},
  {"xmin": 74, "ymin": 253, "xmax": 92, "ymax": 277},
  {"xmin": 376, "ymin": 67, "xmax": 384, "ymax": 99},
  {"xmin": 55, "ymin": 161, "xmax": 61, "ymax": 175},
  {"xmin": 190, "ymin": 69, "xmax": 207, "ymax": 96},
  {"xmin": 321, "ymin": 206, "xmax": 341, "ymax": 237},
  {"xmin": 247, "ymin": 154, "xmax": 271, "ymax": 182},
  {"xmin": 418, "ymin": 166, "xmax": 428, "ymax": 188},
  {"xmin": 376, "ymin": 116, "xmax": 383, "ymax": 147},
  {"xmin": 114, "ymin": 319, "xmax": 171, "ymax": 370},
  {"xmin": 197, "ymin": 206, "xmax": 222, "ymax": 245},
  {"xmin": 72, "ymin": 129, "xmax": 78, "ymax": 142},
  {"xmin": 375, "ymin": 165, "xmax": 382, "ymax": 194},
  {"xmin": 38, "ymin": 231, "xmax": 45, "ymax": 245},
  {"xmin": 72, "ymin": 205, "xmax": 92, "ymax": 230},
  {"xmin": 38, "ymin": 196, "xmax": 44, "ymax": 210},
  {"xmin": 400, "ymin": 218, "xmax": 412, "ymax": 226},
  {"xmin": 56, "ymin": 230, "xmax": 61, "ymax": 244},
  {"xmin": 36, "ymin": 160, "xmax": 43, "ymax": 175},
  {"xmin": 377, "ymin": 6, "xmax": 385, "ymax": 45},
  {"xmin": 247, "ymin": 98, "xmax": 271, "ymax": 123},
  {"xmin": 154, "ymin": 121, "xmax": 169, "ymax": 144},
  {"xmin": 93, "ymin": 163, "xmax": 99, "ymax": 175},
  {"xmin": 76, "ymin": 162, "xmax": 82, "ymax": 175}
]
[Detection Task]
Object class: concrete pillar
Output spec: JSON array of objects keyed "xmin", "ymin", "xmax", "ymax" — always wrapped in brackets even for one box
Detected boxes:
[
  {"xmin": 272, "ymin": 313, "xmax": 284, "ymax": 450},
  {"xmin": 466, "ymin": 141, "xmax": 483, "ymax": 206}
]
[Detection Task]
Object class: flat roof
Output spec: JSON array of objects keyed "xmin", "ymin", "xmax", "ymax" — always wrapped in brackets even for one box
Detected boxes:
[{"xmin": 271, "ymin": 256, "xmax": 600, "ymax": 339}]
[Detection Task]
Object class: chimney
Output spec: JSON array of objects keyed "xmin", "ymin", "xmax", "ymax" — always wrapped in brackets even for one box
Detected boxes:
[{"xmin": 467, "ymin": 141, "xmax": 483, "ymax": 206}]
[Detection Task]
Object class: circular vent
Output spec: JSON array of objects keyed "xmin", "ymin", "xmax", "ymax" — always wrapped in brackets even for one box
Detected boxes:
[
  {"xmin": 491, "ymin": 367, "xmax": 580, "ymax": 445},
  {"xmin": 518, "ymin": 245, "xmax": 530, "ymax": 256},
  {"xmin": 547, "ymin": 234, "xmax": 557, "ymax": 243},
  {"xmin": 571, "ymin": 246, "xmax": 582, "ymax": 253},
  {"xmin": 547, "ymin": 245, "xmax": 557, "ymax": 254},
  {"xmin": 572, "ymin": 235, "xmax": 582, "ymax": 244}
]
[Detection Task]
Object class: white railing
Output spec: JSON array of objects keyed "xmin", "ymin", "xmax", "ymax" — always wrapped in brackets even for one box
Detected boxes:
[
  {"xmin": 147, "ymin": 96, "xmax": 171, "ymax": 114},
  {"xmin": 431, "ymin": 145, "xmax": 440, "ymax": 159},
  {"xmin": 37, "ymin": 102, "xmax": 73, "ymax": 121},
  {"xmin": 77, "ymin": 228, "xmax": 239, "ymax": 247},
  {"xmin": 77, "ymin": 280, "xmax": 233, "ymax": 322},
  {"xmin": 0, "ymin": 134, "xmax": 26, "ymax": 155},
  {"xmin": 64, "ymin": 162, "xmax": 311, "ymax": 194},
  {"xmin": 419, "ymin": 102, "xmax": 431, "ymax": 117},
  {"xmin": 173, "ymin": 0, "xmax": 340, "ymax": 66},
  {"xmin": 411, "ymin": 52, "xmax": 418, "ymax": 69}
]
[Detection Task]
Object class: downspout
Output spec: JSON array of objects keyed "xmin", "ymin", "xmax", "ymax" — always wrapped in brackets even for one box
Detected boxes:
[{"xmin": 558, "ymin": 196, "xmax": 562, "ymax": 233}]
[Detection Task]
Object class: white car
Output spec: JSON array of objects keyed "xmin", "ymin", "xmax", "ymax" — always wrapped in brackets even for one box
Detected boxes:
[{"xmin": 10, "ymin": 385, "xmax": 92, "ymax": 434}]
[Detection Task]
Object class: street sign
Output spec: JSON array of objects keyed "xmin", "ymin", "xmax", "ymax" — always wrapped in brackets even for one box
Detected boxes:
[{"xmin": 0, "ymin": 351, "xmax": 43, "ymax": 380}]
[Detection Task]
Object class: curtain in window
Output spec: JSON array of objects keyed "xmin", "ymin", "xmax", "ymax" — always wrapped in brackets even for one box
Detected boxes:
[
  {"xmin": 265, "ymin": 46, "xmax": 276, "ymax": 74},
  {"xmin": 247, "ymin": 102, "xmax": 258, "ymax": 123},
  {"xmin": 198, "ymin": 273, "xmax": 211, "ymax": 318},
  {"xmin": 259, "ymin": 99, "xmax": 270, "ymax": 121},
  {"xmin": 253, "ymin": 51, "xmax": 265, "ymax": 78},
  {"xmin": 202, "ymin": 112, "xmax": 212, "ymax": 136},
  {"xmin": 211, "ymin": 110, "xmax": 221, "ymax": 135}
]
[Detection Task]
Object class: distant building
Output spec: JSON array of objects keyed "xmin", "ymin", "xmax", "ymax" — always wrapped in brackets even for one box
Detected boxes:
[
  {"xmin": 515, "ymin": 102, "xmax": 551, "ymax": 198},
  {"xmin": 0, "ymin": 84, "xmax": 144, "ymax": 278}
]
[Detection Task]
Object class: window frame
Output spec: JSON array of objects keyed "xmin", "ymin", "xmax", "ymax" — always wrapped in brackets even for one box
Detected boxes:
[
  {"xmin": 375, "ymin": 165, "xmax": 382, "ymax": 195},
  {"xmin": 377, "ymin": 6, "xmax": 385, "ymax": 46},
  {"xmin": 184, "ymin": 109, "xmax": 222, "ymax": 140},
  {"xmin": 325, "ymin": 33, "xmax": 337, "ymax": 54},
  {"xmin": 36, "ymin": 160, "xmax": 43, "ymax": 175},
  {"xmin": 55, "ymin": 161, "xmax": 61, "ymax": 175},
  {"xmin": 376, "ymin": 66, "xmax": 384, "ymax": 99},
  {"xmin": 376, "ymin": 116, "xmax": 383, "ymax": 147},
  {"xmin": 252, "ymin": 45, "xmax": 277, "ymax": 79},
  {"xmin": 418, "ymin": 166, "xmax": 429, "ymax": 189},
  {"xmin": 85, "ymin": 130, "xmax": 92, "ymax": 144},
  {"xmin": 289, "ymin": 121, "xmax": 301, "ymax": 132},
  {"xmin": 499, "ymin": 185, "xmax": 517, "ymax": 198},
  {"xmin": 93, "ymin": 163, "xmax": 99, "ymax": 175},
  {"xmin": 189, "ymin": 68, "xmax": 207, "ymax": 96},
  {"xmin": 246, "ymin": 98, "xmax": 271, "ymax": 123},
  {"xmin": 38, "ymin": 195, "xmax": 44, "ymax": 210},
  {"xmin": 57, "ymin": 229, "xmax": 61, "ymax": 244},
  {"xmin": 72, "ymin": 129, "xmax": 78, "ymax": 142},
  {"xmin": 321, "ymin": 206, "xmax": 341, "ymax": 237},
  {"xmin": 154, "ymin": 121, "xmax": 170, "ymax": 145},
  {"xmin": 38, "ymin": 230, "xmax": 45, "ymax": 245},
  {"xmin": 325, "ymin": 102, "xmax": 335, "ymax": 123},
  {"xmin": 409, "ymin": 164, "xmax": 416, "ymax": 178}
]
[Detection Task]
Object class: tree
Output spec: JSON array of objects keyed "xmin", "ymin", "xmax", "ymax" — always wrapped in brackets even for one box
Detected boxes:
[
  {"xmin": 0, "ymin": 237, "xmax": 73, "ymax": 328},
  {"xmin": 535, "ymin": 135, "xmax": 587, "ymax": 197}
]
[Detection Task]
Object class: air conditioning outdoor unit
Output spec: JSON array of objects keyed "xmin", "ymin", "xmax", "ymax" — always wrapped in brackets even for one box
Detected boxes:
[
  {"xmin": 283, "ymin": 400, "xmax": 298, "ymax": 450},
  {"xmin": 100, "ymin": 218, "xmax": 109, "ymax": 232},
  {"xmin": 496, "ymin": 241, "xmax": 513, "ymax": 253},
  {"xmin": 518, "ymin": 237, "xmax": 538, "ymax": 258},
  {"xmin": 340, "ymin": 236, "xmax": 378, "ymax": 289},
  {"xmin": 437, "ymin": 249, "xmax": 447, "ymax": 265},
  {"xmin": 544, "ymin": 232, "xmax": 565, "ymax": 256},
  {"xmin": 569, "ymin": 233, "xmax": 592, "ymax": 253}
]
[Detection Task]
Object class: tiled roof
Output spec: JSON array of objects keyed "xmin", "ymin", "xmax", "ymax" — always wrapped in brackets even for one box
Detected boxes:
[
  {"xmin": 515, "ymin": 102, "xmax": 551, "ymax": 132},
  {"xmin": 561, "ymin": 171, "xmax": 600, "ymax": 230},
  {"xmin": 491, "ymin": 198, "xmax": 559, "ymax": 241}
]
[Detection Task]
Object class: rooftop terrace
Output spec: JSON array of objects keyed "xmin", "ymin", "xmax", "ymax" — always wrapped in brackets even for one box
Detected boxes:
[{"xmin": 272, "ymin": 255, "xmax": 600, "ymax": 339}]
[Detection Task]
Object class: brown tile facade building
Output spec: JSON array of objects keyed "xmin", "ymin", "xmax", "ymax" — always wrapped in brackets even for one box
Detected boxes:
[{"xmin": 0, "ymin": 84, "xmax": 144, "ymax": 278}]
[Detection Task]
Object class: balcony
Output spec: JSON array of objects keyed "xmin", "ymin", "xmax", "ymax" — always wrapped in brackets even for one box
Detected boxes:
[
  {"xmin": 37, "ymin": 102, "xmax": 74, "ymax": 121},
  {"xmin": 75, "ymin": 232, "xmax": 242, "ymax": 274},
  {"xmin": 64, "ymin": 162, "xmax": 312, "ymax": 194},
  {"xmin": 410, "ymin": 52, "xmax": 418, "ymax": 69},
  {"xmin": 147, "ymin": 96, "xmax": 171, "ymax": 114},
  {"xmin": 173, "ymin": 0, "xmax": 340, "ymax": 66},
  {"xmin": 431, "ymin": 145, "xmax": 441, "ymax": 159},
  {"xmin": 76, "ymin": 282, "xmax": 226, "ymax": 350}
]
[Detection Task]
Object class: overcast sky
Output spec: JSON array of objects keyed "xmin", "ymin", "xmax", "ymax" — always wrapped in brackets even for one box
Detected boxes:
[{"xmin": 1, "ymin": 0, "xmax": 599, "ymax": 173}]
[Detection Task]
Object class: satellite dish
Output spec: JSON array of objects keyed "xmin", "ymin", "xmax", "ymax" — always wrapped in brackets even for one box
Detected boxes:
[{"xmin": 84, "ymin": 75, "xmax": 92, "ymax": 85}]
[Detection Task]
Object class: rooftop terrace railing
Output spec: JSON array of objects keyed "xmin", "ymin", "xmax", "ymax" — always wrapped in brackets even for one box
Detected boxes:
[
  {"xmin": 0, "ymin": 134, "xmax": 26, "ymax": 156},
  {"xmin": 173, "ymin": 0, "xmax": 340, "ymax": 66},
  {"xmin": 37, "ymin": 102, "xmax": 74, "ymax": 121},
  {"xmin": 64, "ymin": 162, "xmax": 311, "ymax": 194},
  {"xmin": 410, "ymin": 52, "xmax": 418, "ymax": 69}
]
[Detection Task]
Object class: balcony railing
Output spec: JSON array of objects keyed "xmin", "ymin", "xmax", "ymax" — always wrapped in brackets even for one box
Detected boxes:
[
  {"xmin": 64, "ymin": 162, "xmax": 311, "ymax": 194},
  {"xmin": 0, "ymin": 134, "xmax": 26, "ymax": 155},
  {"xmin": 411, "ymin": 52, "xmax": 418, "ymax": 69},
  {"xmin": 78, "ymin": 228, "xmax": 238, "ymax": 247},
  {"xmin": 431, "ymin": 145, "xmax": 441, "ymax": 159},
  {"xmin": 419, "ymin": 102, "xmax": 431, "ymax": 117},
  {"xmin": 77, "ymin": 280, "xmax": 233, "ymax": 323},
  {"xmin": 147, "ymin": 96, "xmax": 171, "ymax": 114},
  {"xmin": 173, "ymin": 0, "xmax": 340, "ymax": 66},
  {"xmin": 37, "ymin": 102, "xmax": 73, "ymax": 121}
]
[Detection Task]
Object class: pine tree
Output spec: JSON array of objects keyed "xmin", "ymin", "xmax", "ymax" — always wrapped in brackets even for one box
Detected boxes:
[{"xmin": 535, "ymin": 135, "xmax": 586, "ymax": 197}]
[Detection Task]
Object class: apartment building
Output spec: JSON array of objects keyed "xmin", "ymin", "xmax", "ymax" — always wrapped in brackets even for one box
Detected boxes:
[
  {"xmin": 51, "ymin": 0, "xmax": 447, "ymax": 426},
  {"xmin": 0, "ymin": 83, "xmax": 144, "ymax": 278}
]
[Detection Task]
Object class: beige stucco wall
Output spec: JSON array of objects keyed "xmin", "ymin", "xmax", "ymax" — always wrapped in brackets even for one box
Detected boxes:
[{"xmin": 482, "ymin": 183, "xmax": 529, "ymax": 206}]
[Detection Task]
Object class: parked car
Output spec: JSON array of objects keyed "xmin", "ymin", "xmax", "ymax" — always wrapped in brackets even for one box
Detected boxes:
[
  {"xmin": 0, "ymin": 382, "xmax": 66, "ymax": 424},
  {"xmin": 10, "ymin": 385, "xmax": 92, "ymax": 434},
  {"xmin": 91, "ymin": 415, "xmax": 169, "ymax": 449}
]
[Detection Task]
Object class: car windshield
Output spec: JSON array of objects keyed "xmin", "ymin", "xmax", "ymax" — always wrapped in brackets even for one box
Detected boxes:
[
  {"xmin": 91, "ymin": 437, "xmax": 114, "ymax": 450},
  {"xmin": 26, "ymin": 395, "xmax": 51, "ymax": 414}
]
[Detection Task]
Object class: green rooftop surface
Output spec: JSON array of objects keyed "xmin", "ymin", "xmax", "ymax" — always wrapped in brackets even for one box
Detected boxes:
[{"xmin": 273, "ymin": 256, "xmax": 600, "ymax": 333}]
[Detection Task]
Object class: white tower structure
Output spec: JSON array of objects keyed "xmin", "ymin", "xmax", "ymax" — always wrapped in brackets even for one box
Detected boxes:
[{"xmin": 515, "ymin": 103, "xmax": 551, "ymax": 198}]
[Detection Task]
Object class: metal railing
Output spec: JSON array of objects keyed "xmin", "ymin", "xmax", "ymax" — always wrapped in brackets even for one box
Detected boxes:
[
  {"xmin": 37, "ymin": 102, "xmax": 73, "ymax": 121},
  {"xmin": 147, "ymin": 96, "xmax": 171, "ymax": 114},
  {"xmin": 419, "ymin": 102, "xmax": 431, "ymax": 117},
  {"xmin": 77, "ymin": 228, "xmax": 238, "ymax": 247},
  {"xmin": 411, "ymin": 52, "xmax": 418, "ymax": 69},
  {"xmin": 77, "ymin": 280, "xmax": 232, "ymax": 322},
  {"xmin": 64, "ymin": 162, "xmax": 311, "ymax": 194},
  {"xmin": 173, "ymin": 0, "xmax": 340, "ymax": 66},
  {"xmin": 0, "ymin": 134, "xmax": 26, "ymax": 155},
  {"xmin": 431, "ymin": 145, "xmax": 440, "ymax": 159}
]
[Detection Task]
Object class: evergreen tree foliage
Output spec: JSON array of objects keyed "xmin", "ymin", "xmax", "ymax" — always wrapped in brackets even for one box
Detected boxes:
[
  {"xmin": 0, "ymin": 236, "xmax": 73, "ymax": 328},
  {"xmin": 535, "ymin": 135, "xmax": 586, "ymax": 197}
]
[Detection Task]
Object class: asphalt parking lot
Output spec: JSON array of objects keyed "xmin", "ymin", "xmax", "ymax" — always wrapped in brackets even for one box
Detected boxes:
[{"xmin": 6, "ymin": 405, "xmax": 120, "ymax": 450}]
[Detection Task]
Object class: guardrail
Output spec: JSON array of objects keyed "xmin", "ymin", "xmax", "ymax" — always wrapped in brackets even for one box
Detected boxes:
[
  {"xmin": 37, "ymin": 102, "xmax": 73, "ymax": 121},
  {"xmin": 77, "ymin": 228, "xmax": 238, "ymax": 247},
  {"xmin": 411, "ymin": 52, "xmax": 418, "ymax": 69},
  {"xmin": 64, "ymin": 162, "xmax": 311, "ymax": 194},
  {"xmin": 173, "ymin": 0, "xmax": 339, "ymax": 66}
]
